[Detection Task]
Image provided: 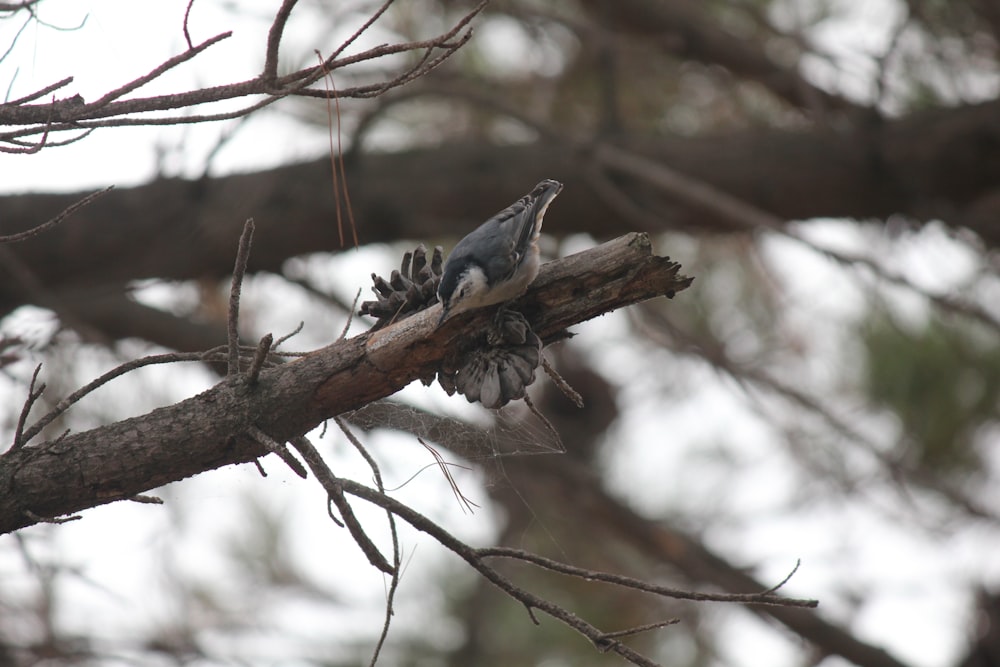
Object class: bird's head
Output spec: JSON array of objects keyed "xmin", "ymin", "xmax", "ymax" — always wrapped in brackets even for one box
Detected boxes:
[{"xmin": 437, "ymin": 263, "xmax": 489, "ymax": 326}]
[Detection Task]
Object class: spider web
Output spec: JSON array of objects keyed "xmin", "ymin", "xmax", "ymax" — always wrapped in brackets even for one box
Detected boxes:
[{"xmin": 342, "ymin": 398, "xmax": 565, "ymax": 486}]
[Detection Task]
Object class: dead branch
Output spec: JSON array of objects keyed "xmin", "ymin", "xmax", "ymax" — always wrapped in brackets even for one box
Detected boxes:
[
  {"xmin": 0, "ymin": 233, "xmax": 690, "ymax": 534},
  {"xmin": 0, "ymin": 2, "xmax": 484, "ymax": 149}
]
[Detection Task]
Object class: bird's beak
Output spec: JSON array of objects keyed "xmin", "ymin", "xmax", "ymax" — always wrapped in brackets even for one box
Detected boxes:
[{"xmin": 436, "ymin": 304, "xmax": 450, "ymax": 327}]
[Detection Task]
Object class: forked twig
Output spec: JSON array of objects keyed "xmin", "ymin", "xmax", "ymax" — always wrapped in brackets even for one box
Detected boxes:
[
  {"xmin": 290, "ymin": 435, "xmax": 394, "ymax": 575},
  {"xmin": 247, "ymin": 425, "xmax": 308, "ymax": 479},
  {"xmin": 9, "ymin": 364, "xmax": 44, "ymax": 454},
  {"xmin": 336, "ymin": 475, "xmax": 812, "ymax": 667}
]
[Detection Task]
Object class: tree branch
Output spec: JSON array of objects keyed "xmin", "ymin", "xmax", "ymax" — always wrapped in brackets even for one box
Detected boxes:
[{"xmin": 0, "ymin": 233, "xmax": 691, "ymax": 534}]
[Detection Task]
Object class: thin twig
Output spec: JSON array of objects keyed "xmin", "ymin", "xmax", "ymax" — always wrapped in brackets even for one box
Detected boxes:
[
  {"xmin": 274, "ymin": 321, "xmax": 305, "ymax": 349},
  {"xmin": 478, "ymin": 547, "xmax": 817, "ymax": 607},
  {"xmin": 0, "ymin": 186, "xmax": 112, "ymax": 244},
  {"xmin": 9, "ymin": 363, "xmax": 44, "ymax": 454},
  {"xmin": 20, "ymin": 348, "xmax": 227, "ymax": 445},
  {"xmin": 88, "ymin": 32, "xmax": 231, "ymax": 109},
  {"xmin": 0, "ymin": 127, "xmax": 92, "ymax": 153},
  {"xmin": 228, "ymin": 219, "xmax": 255, "ymax": 376},
  {"xmin": 541, "ymin": 354, "xmax": 584, "ymax": 408},
  {"xmin": 335, "ymin": 476, "xmax": 668, "ymax": 667},
  {"xmin": 3, "ymin": 76, "xmax": 73, "ymax": 105},
  {"xmin": 1, "ymin": 2, "xmax": 484, "ymax": 149},
  {"xmin": 290, "ymin": 435, "xmax": 395, "ymax": 574},
  {"xmin": 597, "ymin": 619, "xmax": 681, "ymax": 645},
  {"xmin": 328, "ymin": 0, "xmax": 395, "ymax": 63},
  {"xmin": 522, "ymin": 393, "xmax": 565, "ymax": 453},
  {"xmin": 263, "ymin": 0, "xmax": 298, "ymax": 85},
  {"xmin": 339, "ymin": 289, "xmax": 361, "ymax": 340},
  {"xmin": 247, "ymin": 425, "xmax": 308, "ymax": 479},
  {"xmin": 182, "ymin": 0, "xmax": 197, "ymax": 50},
  {"xmin": 762, "ymin": 559, "xmax": 801, "ymax": 595},
  {"xmin": 333, "ymin": 417, "xmax": 402, "ymax": 666}
]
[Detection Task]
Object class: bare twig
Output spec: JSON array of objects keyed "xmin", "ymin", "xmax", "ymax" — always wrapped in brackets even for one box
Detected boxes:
[
  {"xmin": 0, "ymin": 3, "xmax": 485, "ymax": 148},
  {"xmin": 597, "ymin": 619, "xmax": 680, "ymax": 646},
  {"xmin": 329, "ymin": 0, "xmax": 395, "ymax": 63},
  {"xmin": 333, "ymin": 416, "xmax": 402, "ymax": 666},
  {"xmin": 263, "ymin": 0, "xmax": 299, "ymax": 85},
  {"xmin": 522, "ymin": 393, "xmax": 564, "ymax": 452},
  {"xmin": 0, "ymin": 127, "xmax": 92, "ymax": 152},
  {"xmin": 478, "ymin": 547, "xmax": 817, "ymax": 608},
  {"xmin": 9, "ymin": 364, "xmax": 44, "ymax": 454},
  {"xmin": 335, "ymin": 476, "xmax": 679, "ymax": 667},
  {"xmin": 20, "ymin": 347, "xmax": 228, "ymax": 446},
  {"xmin": 274, "ymin": 321, "xmax": 305, "ymax": 349},
  {"xmin": 290, "ymin": 435, "xmax": 395, "ymax": 575},
  {"xmin": 541, "ymin": 355, "xmax": 584, "ymax": 408},
  {"xmin": 90, "ymin": 32, "xmax": 232, "ymax": 109},
  {"xmin": 182, "ymin": 0, "xmax": 197, "ymax": 50},
  {"xmin": 0, "ymin": 186, "xmax": 112, "ymax": 244},
  {"xmin": 3, "ymin": 76, "xmax": 74, "ymax": 105},
  {"xmin": 339, "ymin": 289, "xmax": 362, "ymax": 341},
  {"xmin": 228, "ymin": 219, "xmax": 255, "ymax": 376},
  {"xmin": 763, "ymin": 560, "xmax": 802, "ymax": 595},
  {"xmin": 247, "ymin": 425, "xmax": 307, "ymax": 479}
]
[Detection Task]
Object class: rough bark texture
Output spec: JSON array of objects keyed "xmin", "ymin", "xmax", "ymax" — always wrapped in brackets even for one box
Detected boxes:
[{"xmin": 0, "ymin": 233, "xmax": 691, "ymax": 534}]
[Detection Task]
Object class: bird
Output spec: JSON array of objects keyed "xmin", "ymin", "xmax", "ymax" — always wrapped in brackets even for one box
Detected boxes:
[{"xmin": 437, "ymin": 179, "xmax": 563, "ymax": 326}]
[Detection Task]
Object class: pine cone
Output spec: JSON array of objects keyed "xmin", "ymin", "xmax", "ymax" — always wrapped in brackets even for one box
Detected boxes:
[
  {"xmin": 359, "ymin": 244, "xmax": 443, "ymax": 330},
  {"xmin": 440, "ymin": 309, "xmax": 542, "ymax": 409}
]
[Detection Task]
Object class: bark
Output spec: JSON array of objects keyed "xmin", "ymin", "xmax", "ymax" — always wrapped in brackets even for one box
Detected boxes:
[{"xmin": 0, "ymin": 233, "xmax": 691, "ymax": 534}]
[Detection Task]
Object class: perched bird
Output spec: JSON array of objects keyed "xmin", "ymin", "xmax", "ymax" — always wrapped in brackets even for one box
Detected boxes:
[{"xmin": 437, "ymin": 179, "xmax": 563, "ymax": 325}]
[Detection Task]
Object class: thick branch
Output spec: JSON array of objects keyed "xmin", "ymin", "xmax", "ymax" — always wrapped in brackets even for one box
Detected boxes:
[
  {"xmin": 2, "ymin": 98, "xmax": 998, "ymax": 322},
  {"xmin": 0, "ymin": 233, "xmax": 691, "ymax": 534}
]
